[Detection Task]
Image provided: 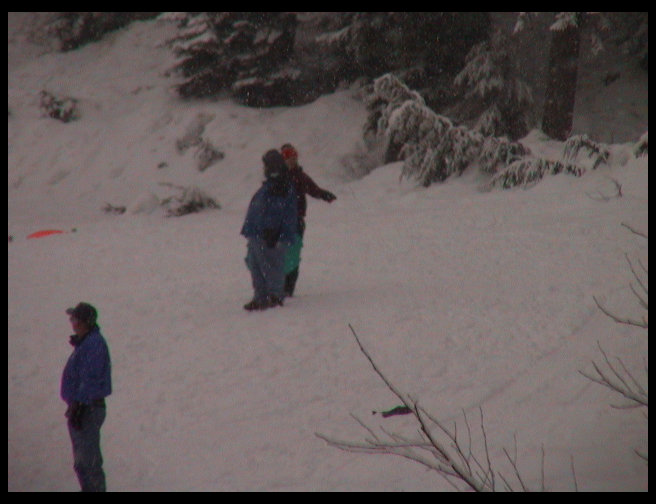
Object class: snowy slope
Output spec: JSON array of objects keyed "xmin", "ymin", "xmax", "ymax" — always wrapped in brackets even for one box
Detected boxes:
[{"xmin": 8, "ymin": 16, "xmax": 648, "ymax": 491}]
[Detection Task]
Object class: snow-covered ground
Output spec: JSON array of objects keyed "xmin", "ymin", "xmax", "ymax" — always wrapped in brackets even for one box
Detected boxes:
[{"xmin": 8, "ymin": 15, "xmax": 648, "ymax": 491}]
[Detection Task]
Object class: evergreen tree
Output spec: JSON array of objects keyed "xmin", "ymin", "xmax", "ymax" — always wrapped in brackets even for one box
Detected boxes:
[
  {"xmin": 165, "ymin": 12, "xmax": 298, "ymax": 105},
  {"xmin": 452, "ymin": 30, "xmax": 534, "ymax": 140},
  {"xmin": 541, "ymin": 12, "xmax": 584, "ymax": 141},
  {"xmin": 366, "ymin": 74, "xmax": 528, "ymax": 187},
  {"xmin": 314, "ymin": 13, "xmax": 489, "ymax": 90},
  {"xmin": 166, "ymin": 13, "xmax": 226, "ymax": 97},
  {"xmin": 599, "ymin": 12, "xmax": 648, "ymax": 71}
]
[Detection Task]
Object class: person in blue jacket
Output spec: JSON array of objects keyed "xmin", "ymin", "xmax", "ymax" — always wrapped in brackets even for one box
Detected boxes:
[
  {"xmin": 241, "ymin": 149, "xmax": 298, "ymax": 311},
  {"xmin": 61, "ymin": 302, "xmax": 112, "ymax": 492}
]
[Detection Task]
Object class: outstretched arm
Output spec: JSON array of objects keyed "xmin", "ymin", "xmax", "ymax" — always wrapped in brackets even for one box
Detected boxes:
[{"xmin": 299, "ymin": 171, "xmax": 336, "ymax": 202}]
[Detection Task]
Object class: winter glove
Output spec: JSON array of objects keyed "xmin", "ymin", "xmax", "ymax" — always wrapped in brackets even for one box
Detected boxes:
[
  {"xmin": 321, "ymin": 190, "xmax": 336, "ymax": 203},
  {"xmin": 66, "ymin": 401, "xmax": 86, "ymax": 431},
  {"xmin": 262, "ymin": 228, "xmax": 280, "ymax": 248}
]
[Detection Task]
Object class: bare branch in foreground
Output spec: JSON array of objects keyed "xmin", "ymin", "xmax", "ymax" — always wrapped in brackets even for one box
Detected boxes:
[
  {"xmin": 579, "ymin": 343, "xmax": 648, "ymax": 409},
  {"xmin": 621, "ymin": 222, "xmax": 648, "ymax": 240},
  {"xmin": 593, "ymin": 296, "xmax": 648, "ymax": 329},
  {"xmin": 316, "ymin": 324, "xmax": 560, "ymax": 491},
  {"xmin": 583, "ymin": 227, "xmax": 648, "ymax": 461}
]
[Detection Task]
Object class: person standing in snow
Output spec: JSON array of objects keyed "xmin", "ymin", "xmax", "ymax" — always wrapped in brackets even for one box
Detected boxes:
[
  {"xmin": 241, "ymin": 149, "xmax": 298, "ymax": 311},
  {"xmin": 280, "ymin": 143, "xmax": 336, "ymax": 297},
  {"xmin": 61, "ymin": 302, "xmax": 112, "ymax": 492}
]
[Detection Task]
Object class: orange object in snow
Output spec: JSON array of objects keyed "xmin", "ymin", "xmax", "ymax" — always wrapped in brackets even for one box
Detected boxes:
[{"xmin": 27, "ymin": 229, "xmax": 67, "ymax": 239}]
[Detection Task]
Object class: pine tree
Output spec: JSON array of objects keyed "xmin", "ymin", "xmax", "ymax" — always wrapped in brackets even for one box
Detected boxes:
[
  {"xmin": 166, "ymin": 13, "xmax": 227, "ymax": 98},
  {"xmin": 367, "ymin": 74, "xmax": 528, "ymax": 187},
  {"xmin": 514, "ymin": 13, "xmax": 647, "ymax": 141},
  {"xmin": 541, "ymin": 13, "xmax": 584, "ymax": 141},
  {"xmin": 314, "ymin": 13, "xmax": 489, "ymax": 87},
  {"xmin": 452, "ymin": 30, "xmax": 534, "ymax": 140},
  {"xmin": 165, "ymin": 12, "xmax": 298, "ymax": 105}
]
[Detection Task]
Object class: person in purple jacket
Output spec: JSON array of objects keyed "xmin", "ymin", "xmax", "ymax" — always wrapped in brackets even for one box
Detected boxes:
[{"xmin": 61, "ymin": 302, "xmax": 112, "ymax": 492}]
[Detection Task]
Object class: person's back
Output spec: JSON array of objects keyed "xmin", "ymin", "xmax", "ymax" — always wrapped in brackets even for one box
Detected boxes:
[
  {"xmin": 280, "ymin": 144, "xmax": 336, "ymax": 296},
  {"xmin": 281, "ymin": 144, "xmax": 336, "ymax": 222}
]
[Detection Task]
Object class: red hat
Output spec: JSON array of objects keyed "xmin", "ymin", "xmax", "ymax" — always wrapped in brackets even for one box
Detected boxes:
[{"xmin": 280, "ymin": 144, "xmax": 298, "ymax": 160}]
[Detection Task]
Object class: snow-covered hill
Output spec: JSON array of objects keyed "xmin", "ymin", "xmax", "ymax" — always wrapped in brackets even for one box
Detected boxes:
[{"xmin": 8, "ymin": 15, "xmax": 648, "ymax": 491}]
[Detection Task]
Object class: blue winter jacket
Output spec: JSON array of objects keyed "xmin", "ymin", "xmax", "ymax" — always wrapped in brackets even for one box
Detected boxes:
[
  {"xmin": 241, "ymin": 179, "xmax": 298, "ymax": 244},
  {"xmin": 61, "ymin": 327, "xmax": 112, "ymax": 405}
]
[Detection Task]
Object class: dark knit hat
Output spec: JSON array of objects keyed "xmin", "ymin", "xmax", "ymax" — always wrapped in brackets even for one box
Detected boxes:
[
  {"xmin": 262, "ymin": 149, "xmax": 289, "ymax": 180},
  {"xmin": 66, "ymin": 302, "xmax": 98, "ymax": 327}
]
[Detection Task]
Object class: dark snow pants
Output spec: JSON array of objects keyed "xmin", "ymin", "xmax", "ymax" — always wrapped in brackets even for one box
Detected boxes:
[
  {"xmin": 245, "ymin": 237, "xmax": 288, "ymax": 303},
  {"xmin": 67, "ymin": 403, "xmax": 106, "ymax": 492}
]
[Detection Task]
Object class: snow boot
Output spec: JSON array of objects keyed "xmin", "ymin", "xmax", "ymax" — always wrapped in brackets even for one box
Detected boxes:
[
  {"xmin": 267, "ymin": 295, "xmax": 284, "ymax": 308},
  {"xmin": 243, "ymin": 299, "xmax": 267, "ymax": 311}
]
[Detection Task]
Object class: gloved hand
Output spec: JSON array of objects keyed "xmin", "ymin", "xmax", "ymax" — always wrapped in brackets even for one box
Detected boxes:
[
  {"xmin": 321, "ymin": 190, "xmax": 336, "ymax": 203},
  {"xmin": 66, "ymin": 401, "xmax": 86, "ymax": 431},
  {"xmin": 262, "ymin": 228, "xmax": 280, "ymax": 248}
]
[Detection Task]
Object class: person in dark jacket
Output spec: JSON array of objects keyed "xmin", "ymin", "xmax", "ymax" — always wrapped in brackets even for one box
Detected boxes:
[
  {"xmin": 241, "ymin": 149, "xmax": 298, "ymax": 310},
  {"xmin": 280, "ymin": 143, "xmax": 336, "ymax": 297},
  {"xmin": 61, "ymin": 302, "xmax": 112, "ymax": 492}
]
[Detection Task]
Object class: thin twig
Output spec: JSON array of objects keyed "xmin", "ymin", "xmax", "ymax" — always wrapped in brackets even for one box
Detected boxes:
[
  {"xmin": 621, "ymin": 222, "xmax": 648, "ymax": 240},
  {"xmin": 347, "ymin": 324, "xmax": 411, "ymax": 408},
  {"xmin": 502, "ymin": 434, "xmax": 530, "ymax": 492},
  {"xmin": 579, "ymin": 343, "xmax": 648, "ymax": 408},
  {"xmin": 593, "ymin": 295, "xmax": 648, "ymax": 329},
  {"xmin": 570, "ymin": 455, "xmax": 578, "ymax": 492},
  {"xmin": 540, "ymin": 444, "xmax": 546, "ymax": 492}
]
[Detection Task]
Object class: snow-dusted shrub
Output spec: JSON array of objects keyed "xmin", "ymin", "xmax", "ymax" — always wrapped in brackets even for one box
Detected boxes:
[
  {"xmin": 362, "ymin": 74, "xmax": 427, "ymax": 150},
  {"xmin": 176, "ymin": 112, "xmax": 215, "ymax": 153},
  {"xmin": 563, "ymin": 134, "xmax": 609, "ymax": 169},
  {"xmin": 194, "ymin": 139, "xmax": 224, "ymax": 172},
  {"xmin": 486, "ymin": 133, "xmax": 616, "ymax": 190},
  {"xmin": 478, "ymin": 136, "xmax": 531, "ymax": 174},
  {"xmin": 174, "ymin": 113, "xmax": 224, "ymax": 171},
  {"xmin": 159, "ymin": 183, "xmax": 220, "ymax": 217},
  {"xmin": 400, "ymin": 126, "xmax": 484, "ymax": 186},
  {"xmin": 386, "ymin": 99, "xmax": 452, "ymax": 163},
  {"xmin": 367, "ymin": 74, "xmax": 456, "ymax": 181},
  {"xmin": 488, "ymin": 158, "xmax": 586, "ymax": 189},
  {"xmin": 633, "ymin": 131, "xmax": 648, "ymax": 157},
  {"xmin": 372, "ymin": 73, "xmax": 425, "ymax": 108},
  {"xmin": 367, "ymin": 73, "xmax": 528, "ymax": 186},
  {"xmin": 489, "ymin": 133, "xmax": 615, "ymax": 189},
  {"xmin": 39, "ymin": 90, "xmax": 79, "ymax": 123},
  {"xmin": 102, "ymin": 203, "xmax": 126, "ymax": 215}
]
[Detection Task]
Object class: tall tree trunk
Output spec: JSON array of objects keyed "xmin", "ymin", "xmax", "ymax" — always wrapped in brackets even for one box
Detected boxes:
[{"xmin": 541, "ymin": 16, "xmax": 582, "ymax": 141}]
